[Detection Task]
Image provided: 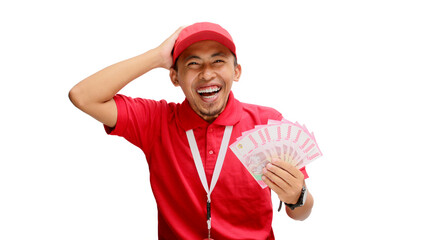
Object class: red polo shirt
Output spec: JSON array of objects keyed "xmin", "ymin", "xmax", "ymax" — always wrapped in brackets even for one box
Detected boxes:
[{"xmin": 105, "ymin": 92, "xmax": 307, "ymax": 239}]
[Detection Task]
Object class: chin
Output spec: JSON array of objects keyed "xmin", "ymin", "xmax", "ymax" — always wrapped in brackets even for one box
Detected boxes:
[{"xmin": 199, "ymin": 103, "xmax": 226, "ymax": 119}]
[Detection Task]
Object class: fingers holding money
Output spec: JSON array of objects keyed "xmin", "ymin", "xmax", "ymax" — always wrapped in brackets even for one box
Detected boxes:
[{"xmin": 262, "ymin": 158, "xmax": 305, "ymax": 204}]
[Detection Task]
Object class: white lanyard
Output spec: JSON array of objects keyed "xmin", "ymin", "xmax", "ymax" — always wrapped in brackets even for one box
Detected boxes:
[{"xmin": 186, "ymin": 125, "xmax": 233, "ymax": 239}]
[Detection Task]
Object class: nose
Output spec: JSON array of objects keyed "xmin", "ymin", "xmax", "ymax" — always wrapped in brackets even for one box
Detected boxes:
[{"xmin": 199, "ymin": 65, "xmax": 216, "ymax": 81}]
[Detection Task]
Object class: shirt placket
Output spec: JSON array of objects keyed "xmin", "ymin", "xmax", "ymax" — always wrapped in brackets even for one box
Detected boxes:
[{"xmin": 205, "ymin": 125, "xmax": 218, "ymax": 184}]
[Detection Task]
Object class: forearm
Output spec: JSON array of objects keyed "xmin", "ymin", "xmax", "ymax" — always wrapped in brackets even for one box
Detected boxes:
[
  {"xmin": 69, "ymin": 27, "xmax": 183, "ymax": 127},
  {"xmin": 285, "ymin": 190, "xmax": 314, "ymax": 221},
  {"xmin": 69, "ymin": 48, "xmax": 162, "ymax": 108}
]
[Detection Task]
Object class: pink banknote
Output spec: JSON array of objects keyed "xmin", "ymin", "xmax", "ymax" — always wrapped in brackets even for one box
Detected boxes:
[{"xmin": 230, "ymin": 119, "xmax": 322, "ymax": 188}]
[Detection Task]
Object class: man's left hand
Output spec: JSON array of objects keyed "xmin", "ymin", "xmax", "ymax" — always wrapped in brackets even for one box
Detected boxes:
[{"xmin": 262, "ymin": 158, "xmax": 305, "ymax": 204}]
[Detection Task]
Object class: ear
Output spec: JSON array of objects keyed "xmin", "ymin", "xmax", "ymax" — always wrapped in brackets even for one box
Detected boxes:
[
  {"xmin": 233, "ymin": 64, "xmax": 242, "ymax": 82},
  {"xmin": 169, "ymin": 68, "xmax": 180, "ymax": 87}
]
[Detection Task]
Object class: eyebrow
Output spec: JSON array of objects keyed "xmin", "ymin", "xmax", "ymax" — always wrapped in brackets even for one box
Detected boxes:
[
  {"xmin": 183, "ymin": 52, "xmax": 227, "ymax": 62},
  {"xmin": 211, "ymin": 52, "xmax": 226, "ymax": 58},
  {"xmin": 184, "ymin": 55, "xmax": 202, "ymax": 62}
]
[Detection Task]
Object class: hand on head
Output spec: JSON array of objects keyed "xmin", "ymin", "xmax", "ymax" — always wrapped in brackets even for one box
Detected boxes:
[{"xmin": 156, "ymin": 26, "xmax": 186, "ymax": 69}]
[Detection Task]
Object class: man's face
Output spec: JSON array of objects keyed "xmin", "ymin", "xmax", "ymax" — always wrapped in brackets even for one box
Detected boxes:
[{"xmin": 170, "ymin": 40, "xmax": 241, "ymax": 122}]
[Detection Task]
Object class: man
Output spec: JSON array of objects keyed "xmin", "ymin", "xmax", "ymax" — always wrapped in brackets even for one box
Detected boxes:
[{"xmin": 69, "ymin": 22, "xmax": 313, "ymax": 239}]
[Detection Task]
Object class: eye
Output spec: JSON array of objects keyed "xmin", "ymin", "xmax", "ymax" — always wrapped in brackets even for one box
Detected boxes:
[
  {"xmin": 213, "ymin": 59, "xmax": 225, "ymax": 64},
  {"xmin": 186, "ymin": 61, "xmax": 201, "ymax": 69}
]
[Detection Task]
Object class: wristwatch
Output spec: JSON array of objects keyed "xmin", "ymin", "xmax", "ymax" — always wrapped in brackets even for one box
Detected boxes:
[
  {"xmin": 285, "ymin": 186, "xmax": 307, "ymax": 210},
  {"xmin": 279, "ymin": 186, "xmax": 307, "ymax": 211}
]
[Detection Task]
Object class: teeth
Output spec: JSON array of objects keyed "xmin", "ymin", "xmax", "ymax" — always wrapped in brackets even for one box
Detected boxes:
[
  {"xmin": 197, "ymin": 86, "xmax": 221, "ymax": 94},
  {"xmin": 203, "ymin": 94, "xmax": 217, "ymax": 99}
]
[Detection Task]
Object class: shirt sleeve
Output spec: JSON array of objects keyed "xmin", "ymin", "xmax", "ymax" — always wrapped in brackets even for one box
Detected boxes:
[
  {"xmin": 299, "ymin": 166, "xmax": 309, "ymax": 179},
  {"xmin": 104, "ymin": 94, "xmax": 165, "ymax": 153}
]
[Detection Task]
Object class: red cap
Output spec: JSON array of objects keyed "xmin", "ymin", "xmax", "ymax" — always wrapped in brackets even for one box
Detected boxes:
[{"xmin": 172, "ymin": 22, "xmax": 236, "ymax": 64}]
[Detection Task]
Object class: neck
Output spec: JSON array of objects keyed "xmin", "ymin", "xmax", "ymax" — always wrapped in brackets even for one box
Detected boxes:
[{"xmin": 202, "ymin": 115, "xmax": 218, "ymax": 124}]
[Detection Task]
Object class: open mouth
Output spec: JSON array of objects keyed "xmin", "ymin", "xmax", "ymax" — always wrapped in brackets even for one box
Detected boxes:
[{"xmin": 197, "ymin": 86, "xmax": 221, "ymax": 99}]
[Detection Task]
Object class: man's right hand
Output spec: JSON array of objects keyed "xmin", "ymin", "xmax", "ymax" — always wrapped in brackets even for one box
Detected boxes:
[{"xmin": 155, "ymin": 26, "xmax": 185, "ymax": 69}]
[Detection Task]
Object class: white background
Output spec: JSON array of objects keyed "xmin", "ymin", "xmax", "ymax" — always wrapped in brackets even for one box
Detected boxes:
[{"xmin": 1, "ymin": 0, "xmax": 425, "ymax": 239}]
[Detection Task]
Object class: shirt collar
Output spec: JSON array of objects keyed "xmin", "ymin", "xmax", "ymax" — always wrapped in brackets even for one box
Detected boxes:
[{"xmin": 177, "ymin": 91, "xmax": 242, "ymax": 131}]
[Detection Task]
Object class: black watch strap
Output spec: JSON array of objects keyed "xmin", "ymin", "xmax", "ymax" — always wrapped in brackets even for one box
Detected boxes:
[{"xmin": 278, "ymin": 186, "xmax": 307, "ymax": 211}]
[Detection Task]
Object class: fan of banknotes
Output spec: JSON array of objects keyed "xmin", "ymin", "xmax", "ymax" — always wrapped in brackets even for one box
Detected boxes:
[{"xmin": 230, "ymin": 119, "xmax": 322, "ymax": 188}]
